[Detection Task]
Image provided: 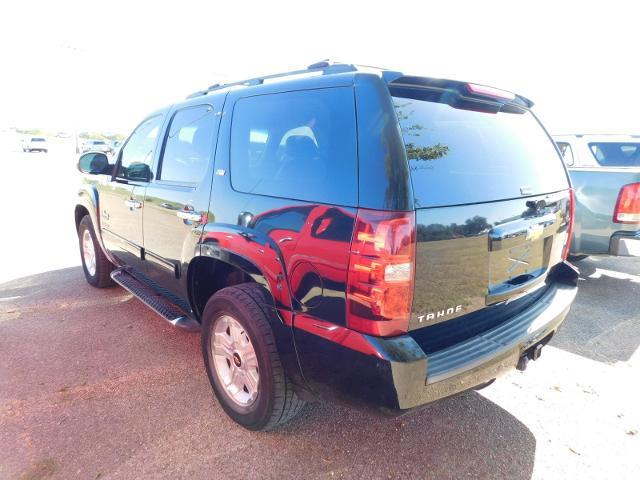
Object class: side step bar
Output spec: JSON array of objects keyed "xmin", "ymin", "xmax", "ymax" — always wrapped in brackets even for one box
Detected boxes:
[{"xmin": 110, "ymin": 267, "xmax": 200, "ymax": 332}]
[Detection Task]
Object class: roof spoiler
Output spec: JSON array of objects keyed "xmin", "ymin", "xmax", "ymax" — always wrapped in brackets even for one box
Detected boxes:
[{"xmin": 388, "ymin": 75, "xmax": 534, "ymax": 109}]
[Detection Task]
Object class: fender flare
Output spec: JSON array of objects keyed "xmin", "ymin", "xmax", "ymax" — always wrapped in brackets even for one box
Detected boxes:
[
  {"xmin": 195, "ymin": 222, "xmax": 298, "ymax": 316},
  {"xmin": 191, "ymin": 231, "xmax": 309, "ymax": 392},
  {"xmin": 75, "ymin": 185, "xmax": 118, "ymax": 265}
]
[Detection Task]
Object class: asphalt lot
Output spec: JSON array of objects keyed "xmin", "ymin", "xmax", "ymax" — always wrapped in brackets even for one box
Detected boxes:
[{"xmin": 0, "ymin": 136, "xmax": 639, "ymax": 479}]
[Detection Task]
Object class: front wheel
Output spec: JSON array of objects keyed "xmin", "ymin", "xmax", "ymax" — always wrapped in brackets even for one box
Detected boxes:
[
  {"xmin": 201, "ymin": 283, "xmax": 306, "ymax": 431},
  {"xmin": 78, "ymin": 215, "xmax": 115, "ymax": 287}
]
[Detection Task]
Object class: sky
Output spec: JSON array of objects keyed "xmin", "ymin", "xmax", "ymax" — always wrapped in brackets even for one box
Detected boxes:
[{"xmin": 1, "ymin": 0, "xmax": 639, "ymax": 135}]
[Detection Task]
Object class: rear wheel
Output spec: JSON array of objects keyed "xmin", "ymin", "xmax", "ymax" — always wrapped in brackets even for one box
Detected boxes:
[
  {"xmin": 201, "ymin": 283, "xmax": 306, "ymax": 431},
  {"xmin": 78, "ymin": 215, "xmax": 115, "ymax": 288}
]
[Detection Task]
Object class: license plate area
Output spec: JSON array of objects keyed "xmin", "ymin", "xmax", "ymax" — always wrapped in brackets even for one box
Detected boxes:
[{"xmin": 487, "ymin": 214, "xmax": 556, "ymax": 305}]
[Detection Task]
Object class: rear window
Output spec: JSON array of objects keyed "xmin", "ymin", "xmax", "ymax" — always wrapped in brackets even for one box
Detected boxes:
[
  {"xmin": 588, "ymin": 142, "xmax": 640, "ymax": 167},
  {"xmin": 391, "ymin": 89, "xmax": 568, "ymax": 208},
  {"xmin": 32, "ymin": 138, "xmax": 45, "ymax": 142}
]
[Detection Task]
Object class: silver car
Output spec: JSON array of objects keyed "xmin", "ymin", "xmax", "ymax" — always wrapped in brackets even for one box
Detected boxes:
[
  {"xmin": 81, "ymin": 139, "xmax": 113, "ymax": 155},
  {"xmin": 553, "ymin": 134, "xmax": 640, "ymax": 258}
]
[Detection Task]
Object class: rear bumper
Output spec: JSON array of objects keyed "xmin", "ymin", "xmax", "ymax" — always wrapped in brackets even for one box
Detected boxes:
[
  {"xmin": 399, "ymin": 280, "xmax": 576, "ymax": 408},
  {"xmin": 609, "ymin": 231, "xmax": 640, "ymax": 256},
  {"xmin": 294, "ymin": 263, "xmax": 578, "ymax": 410}
]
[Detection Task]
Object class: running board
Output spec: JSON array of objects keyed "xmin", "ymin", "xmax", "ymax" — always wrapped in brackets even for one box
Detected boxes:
[{"xmin": 110, "ymin": 267, "xmax": 200, "ymax": 332}]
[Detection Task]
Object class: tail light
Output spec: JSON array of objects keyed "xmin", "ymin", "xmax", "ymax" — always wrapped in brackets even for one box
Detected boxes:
[
  {"xmin": 613, "ymin": 183, "xmax": 640, "ymax": 224},
  {"xmin": 346, "ymin": 209, "xmax": 416, "ymax": 337},
  {"xmin": 563, "ymin": 189, "xmax": 575, "ymax": 260}
]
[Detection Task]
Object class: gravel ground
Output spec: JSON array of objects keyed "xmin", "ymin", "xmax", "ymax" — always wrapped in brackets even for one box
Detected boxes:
[{"xmin": 0, "ymin": 137, "xmax": 638, "ymax": 479}]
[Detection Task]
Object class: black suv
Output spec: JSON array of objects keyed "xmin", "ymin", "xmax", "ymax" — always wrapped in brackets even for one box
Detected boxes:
[{"xmin": 75, "ymin": 61, "xmax": 578, "ymax": 430}]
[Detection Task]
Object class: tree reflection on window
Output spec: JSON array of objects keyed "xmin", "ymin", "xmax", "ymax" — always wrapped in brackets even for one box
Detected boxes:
[{"xmin": 393, "ymin": 101, "xmax": 449, "ymax": 163}]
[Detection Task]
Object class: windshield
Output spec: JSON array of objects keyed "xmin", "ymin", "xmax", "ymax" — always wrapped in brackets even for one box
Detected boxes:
[
  {"xmin": 391, "ymin": 88, "xmax": 568, "ymax": 208},
  {"xmin": 32, "ymin": 138, "xmax": 45, "ymax": 142},
  {"xmin": 588, "ymin": 142, "xmax": 640, "ymax": 167}
]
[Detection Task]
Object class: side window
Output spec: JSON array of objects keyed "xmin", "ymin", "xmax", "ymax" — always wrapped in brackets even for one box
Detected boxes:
[
  {"xmin": 230, "ymin": 88, "xmax": 358, "ymax": 205},
  {"xmin": 556, "ymin": 142, "xmax": 575, "ymax": 166},
  {"xmin": 159, "ymin": 105, "xmax": 217, "ymax": 184},
  {"xmin": 118, "ymin": 116, "xmax": 163, "ymax": 181}
]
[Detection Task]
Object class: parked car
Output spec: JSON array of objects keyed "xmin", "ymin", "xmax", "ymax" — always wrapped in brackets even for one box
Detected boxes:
[
  {"xmin": 22, "ymin": 136, "xmax": 48, "ymax": 153},
  {"xmin": 81, "ymin": 139, "xmax": 113, "ymax": 155},
  {"xmin": 554, "ymin": 134, "xmax": 640, "ymax": 258},
  {"xmin": 74, "ymin": 61, "xmax": 578, "ymax": 431}
]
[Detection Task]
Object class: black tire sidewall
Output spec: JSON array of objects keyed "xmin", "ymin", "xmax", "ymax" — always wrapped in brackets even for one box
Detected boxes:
[{"xmin": 201, "ymin": 292, "xmax": 277, "ymax": 430}]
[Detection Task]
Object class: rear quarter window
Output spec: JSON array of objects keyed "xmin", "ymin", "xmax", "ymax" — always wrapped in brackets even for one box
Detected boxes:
[
  {"xmin": 230, "ymin": 88, "xmax": 358, "ymax": 206},
  {"xmin": 391, "ymin": 88, "xmax": 569, "ymax": 208},
  {"xmin": 588, "ymin": 142, "xmax": 640, "ymax": 167}
]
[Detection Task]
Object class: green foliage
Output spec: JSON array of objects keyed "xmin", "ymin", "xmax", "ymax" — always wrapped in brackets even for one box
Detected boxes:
[
  {"xmin": 417, "ymin": 216, "xmax": 491, "ymax": 241},
  {"xmin": 406, "ymin": 142, "xmax": 449, "ymax": 161},
  {"xmin": 392, "ymin": 101, "xmax": 450, "ymax": 162},
  {"xmin": 16, "ymin": 128, "xmax": 45, "ymax": 135},
  {"xmin": 79, "ymin": 131, "xmax": 126, "ymax": 141}
]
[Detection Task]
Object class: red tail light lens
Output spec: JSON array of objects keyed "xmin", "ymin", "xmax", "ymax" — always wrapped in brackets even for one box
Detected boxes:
[
  {"xmin": 613, "ymin": 183, "xmax": 640, "ymax": 224},
  {"xmin": 563, "ymin": 189, "xmax": 575, "ymax": 260},
  {"xmin": 346, "ymin": 209, "xmax": 416, "ymax": 337}
]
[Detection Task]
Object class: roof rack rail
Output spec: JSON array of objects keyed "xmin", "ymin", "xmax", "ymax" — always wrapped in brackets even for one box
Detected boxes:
[{"xmin": 186, "ymin": 60, "xmax": 359, "ymax": 99}]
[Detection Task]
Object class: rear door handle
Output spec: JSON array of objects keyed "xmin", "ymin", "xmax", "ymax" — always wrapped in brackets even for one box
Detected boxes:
[
  {"xmin": 124, "ymin": 199, "xmax": 142, "ymax": 209},
  {"xmin": 177, "ymin": 210, "xmax": 202, "ymax": 222}
]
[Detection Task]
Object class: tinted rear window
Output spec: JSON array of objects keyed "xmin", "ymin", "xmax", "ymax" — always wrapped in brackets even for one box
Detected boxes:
[
  {"xmin": 391, "ymin": 89, "xmax": 568, "ymax": 208},
  {"xmin": 588, "ymin": 142, "xmax": 640, "ymax": 167}
]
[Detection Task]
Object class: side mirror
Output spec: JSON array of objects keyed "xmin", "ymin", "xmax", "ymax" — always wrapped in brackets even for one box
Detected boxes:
[{"xmin": 78, "ymin": 152, "xmax": 111, "ymax": 175}]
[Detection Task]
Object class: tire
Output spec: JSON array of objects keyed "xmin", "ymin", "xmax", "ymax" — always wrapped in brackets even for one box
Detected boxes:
[
  {"xmin": 201, "ymin": 283, "xmax": 306, "ymax": 431},
  {"xmin": 78, "ymin": 215, "xmax": 115, "ymax": 288}
]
